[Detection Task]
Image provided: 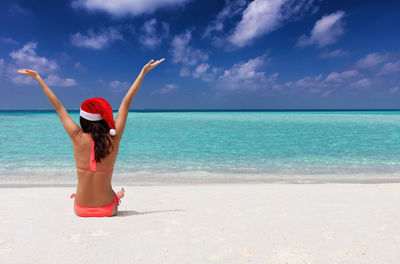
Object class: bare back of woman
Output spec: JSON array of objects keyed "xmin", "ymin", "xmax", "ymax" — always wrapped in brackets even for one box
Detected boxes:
[{"xmin": 18, "ymin": 58, "xmax": 165, "ymax": 217}]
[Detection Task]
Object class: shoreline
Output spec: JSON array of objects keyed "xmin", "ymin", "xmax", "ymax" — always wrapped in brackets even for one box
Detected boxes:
[{"xmin": 1, "ymin": 177, "xmax": 400, "ymax": 188}]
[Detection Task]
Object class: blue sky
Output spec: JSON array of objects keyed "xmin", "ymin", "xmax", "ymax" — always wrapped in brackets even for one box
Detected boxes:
[{"xmin": 0, "ymin": 0, "xmax": 399, "ymax": 109}]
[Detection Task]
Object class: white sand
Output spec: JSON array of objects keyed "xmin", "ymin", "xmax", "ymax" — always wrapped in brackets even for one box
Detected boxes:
[{"xmin": 1, "ymin": 183, "xmax": 400, "ymax": 263}]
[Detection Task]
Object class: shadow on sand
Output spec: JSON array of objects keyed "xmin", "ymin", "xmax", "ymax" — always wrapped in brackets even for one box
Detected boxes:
[{"xmin": 117, "ymin": 209, "xmax": 186, "ymax": 217}]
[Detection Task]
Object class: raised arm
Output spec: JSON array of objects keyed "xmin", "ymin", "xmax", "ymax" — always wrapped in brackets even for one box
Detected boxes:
[
  {"xmin": 115, "ymin": 58, "xmax": 165, "ymax": 139},
  {"xmin": 17, "ymin": 69, "xmax": 81, "ymax": 140}
]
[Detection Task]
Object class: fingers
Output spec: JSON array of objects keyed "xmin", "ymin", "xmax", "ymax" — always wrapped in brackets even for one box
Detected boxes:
[
  {"xmin": 150, "ymin": 58, "xmax": 165, "ymax": 67},
  {"xmin": 17, "ymin": 69, "xmax": 32, "ymax": 73},
  {"xmin": 17, "ymin": 69, "xmax": 27, "ymax": 74},
  {"xmin": 144, "ymin": 58, "xmax": 165, "ymax": 72}
]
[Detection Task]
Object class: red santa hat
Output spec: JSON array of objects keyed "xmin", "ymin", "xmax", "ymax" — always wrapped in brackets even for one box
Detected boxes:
[{"xmin": 80, "ymin": 97, "xmax": 116, "ymax": 136}]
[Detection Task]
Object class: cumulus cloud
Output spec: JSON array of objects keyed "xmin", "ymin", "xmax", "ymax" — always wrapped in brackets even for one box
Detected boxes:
[
  {"xmin": 319, "ymin": 49, "xmax": 348, "ymax": 58},
  {"xmin": 355, "ymin": 52, "xmax": 388, "ymax": 68},
  {"xmin": 193, "ymin": 63, "xmax": 210, "ymax": 78},
  {"xmin": 171, "ymin": 30, "xmax": 208, "ymax": 66},
  {"xmin": 74, "ymin": 62, "xmax": 86, "ymax": 71},
  {"xmin": 378, "ymin": 60, "xmax": 400, "ymax": 75},
  {"xmin": 170, "ymin": 30, "xmax": 220, "ymax": 80},
  {"xmin": 203, "ymin": 0, "xmax": 249, "ymax": 46},
  {"xmin": 110, "ymin": 80, "xmax": 130, "ymax": 92},
  {"xmin": 389, "ymin": 86, "xmax": 400, "ymax": 94},
  {"xmin": 152, "ymin": 84, "xmax": 178, "ymax": 95},
  {"xmin": 283, "ymin": 69, "xmax": 363, "ymax": 96},
  {"xmin": 1, "ymin": 37, "xmax": 19, "ymax": 45},
  {"xmin": 8, "ymin": 3, "xmax": 32, "ymax": 16},
  {"xmin": 9, "ymin": 42, "xmax": 58, "ymax": 74},
  {"xmin": 44, "ymin": 74, "xmax": 78, "ymax": 87},
  {"xmin": 194, "ymin": 64, "xmax": 221, "ymax": 81},
  {"xmin": 0, "ymin": 58, "xmax": 4, "ymax": 76},
  {"xmin": 297, "ymin": 10, "xmax": 345, "ymax": 48},
  {"xmin": 350, "ymin": 78, "xmax": 372, "ymax": 88},
  {"xmin": 225, "ymin": 0, "xmax": 317, "ymax": 48},
  {"xmin": 216, "ymin": 53, "xmax": 277, "ymax": 91},
  {"xmin": 324, "ymin": 70, "xmax": 359, "ymax": 83},
  {"xmin": 228, "ymin": 0, "xmax": 284, "ymax": 47},
  {"xmin": 10, "ymin": 75, "xmax": 36, "ymax": 85},
  {"xmin": 139, "ymin": 18, "xmax": 169, "ymax": 49},
  {"xmin": 70, "ymin": 27, "xmax": 122, "ymax": 50},
  {"xmin": 179, "ymin": 67, "xmax": 191, "ymax": 77},
  {"xmin": 71, "ymin": 0, "xmax": 191, "ymax": 17},
  {"xmin": 7, "ymin": 42, "xmax": 77, "ymax": 86},
  {"xmin": 285, "ymin": 74, "xmax": 323, "ymax": 88}
]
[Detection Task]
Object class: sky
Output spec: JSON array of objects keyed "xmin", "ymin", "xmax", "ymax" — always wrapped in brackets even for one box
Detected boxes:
[{"xmin": 0, "ymin": 0, "xmax": 399, "ymax": 110}]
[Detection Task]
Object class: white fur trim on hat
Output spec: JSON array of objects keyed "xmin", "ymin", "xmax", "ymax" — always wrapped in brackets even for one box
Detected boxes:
[
  {"xmin": 109, "ymin": 129, "xmax": 116, "ymax": 136},
  {"xmin": 80, "ymin": 109, "xmax": 103, "ymax": 121}
]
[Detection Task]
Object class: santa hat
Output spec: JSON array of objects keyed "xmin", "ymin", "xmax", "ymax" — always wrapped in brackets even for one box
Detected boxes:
[{"xmin": 80, "ymin": 97, "xmax": 116, "ymax": 136}]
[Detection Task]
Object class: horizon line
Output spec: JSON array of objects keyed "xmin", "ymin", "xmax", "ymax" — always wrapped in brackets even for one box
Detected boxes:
[{"xmin": 1, "ymin": 109, "xmax": 400, "ymax": 112}]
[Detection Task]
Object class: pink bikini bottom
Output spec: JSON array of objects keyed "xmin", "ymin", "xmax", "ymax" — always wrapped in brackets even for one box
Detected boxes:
[{"xmin": 70, "ymin": 194, "xmax": 121, "ymax": 217}]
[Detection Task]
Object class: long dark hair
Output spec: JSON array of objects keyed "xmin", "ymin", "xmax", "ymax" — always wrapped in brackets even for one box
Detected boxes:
[{"xmin": 80, "ymin": 117, "xmax": 113, "ymax": 163}]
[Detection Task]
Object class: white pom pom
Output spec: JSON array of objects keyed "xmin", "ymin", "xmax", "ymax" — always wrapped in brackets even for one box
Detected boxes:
[{"xmin": 109, "ymin": 129, "xmax": 116, "ymax": 136}]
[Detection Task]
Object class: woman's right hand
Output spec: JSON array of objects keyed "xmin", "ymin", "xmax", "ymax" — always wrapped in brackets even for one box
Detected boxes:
[
  {"xmin": 142, "ymin": 58, "xmax": 165, "ymax": 74},
  {"xmin": 17, "ymin": 69, "xmax": 41, "ymax": 80}
]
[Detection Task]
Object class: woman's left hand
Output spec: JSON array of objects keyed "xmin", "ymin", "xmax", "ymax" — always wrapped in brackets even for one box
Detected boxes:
[
  {"xmin": 142, "ymin": 58, "xmax": 165, "ymax": 75},
  {"xmin": 17, "ymin": 69, "xmax": 40, "ymax": 80}
]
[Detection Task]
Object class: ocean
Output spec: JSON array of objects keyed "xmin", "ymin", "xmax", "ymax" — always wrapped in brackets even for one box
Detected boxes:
[{"xmin": 1, "ymin": 110, "xmax": 400, "ymax": 185}]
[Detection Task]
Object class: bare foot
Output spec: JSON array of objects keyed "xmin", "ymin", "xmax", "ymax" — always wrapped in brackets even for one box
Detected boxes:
[{"xmin": 116, "ymin": 188, "xmax": 125, "ymax": 200}]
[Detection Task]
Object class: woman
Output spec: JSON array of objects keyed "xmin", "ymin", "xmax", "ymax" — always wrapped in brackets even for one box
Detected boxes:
[{"xmin": 18, "ymin": 58, "xmax": 165, "ymax": 217}]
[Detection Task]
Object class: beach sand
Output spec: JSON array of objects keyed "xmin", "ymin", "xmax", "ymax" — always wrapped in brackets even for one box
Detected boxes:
[{"xmin": 1, "ymin": 183, "xmax": 399, "ymax": 263}]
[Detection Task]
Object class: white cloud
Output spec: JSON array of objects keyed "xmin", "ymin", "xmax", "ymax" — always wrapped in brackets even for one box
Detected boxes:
[
  {"xmin": 226, "ymin": 0, "xmax": 318, "ymax": 48},
  {"xmin": 170, "ymin": 29, "xmax": 218, "ymax": 80},
  {"xmin": 284, "ymin": 70, "xmax": 362, "ymax": 95},
  {"xmin": 70, "ymin": 27, "xmax": 122, "ymax": 50},
  {"xmin": 285, "ymin": 74, "xmax": 323, "ymax": 88},
  {"xmin": 10, "ymin": 75, "xmax": 36, "ymax": 85},
  {"xmin": 191, "ymin": 63, "xmax": 220, "ymax": 81},
  {"xmin": 139, "ymin": 19, "xmax": 169, "ymax": 49},
  {"xmin": 355, "ymin": 52, "xmax": 388, "ymax": 68},
  {"xmin": 179, "ymin": 67, "xmax": 190, "ymax": 77},
  {"xmin": 72, "ymin": 0, "xmax": 191, "ymax": 17},
  {"xmin": 9, "ymin": 42, "xmax": 58, "ymax": 74},
  {"xmin": 297, "ymin": 11, "xmax": 345, "ymax": 48},
  {"xmin": 171, "ymin": 30, "xmax": 224, "ymax": 80},
  {"xmin": 203, "ymin": 0, "xmax": 248, "ymax": 45},
  {"xmin": 171, "ymin": 30, "xmax": 208, "ymax": 66},
  {"xmin": 228, "ymin": 0, "xmax": 284, "ymax": 47},
  {"xmin": 0, "ymin": 58, "xmax": 4, "ymax": 76},
  {"xmin": 216, "ymin": 53, "xmax": 277, "ymax": 91},
  {"xmin": 152, "ymin": 84, "xmax": 178, "ymax": 95},
  {"xmin": 44, "ymin": 74, "xmax": 78, "ymax": 87},
  {"xmin": 325, "ymin": 70, "xmax": 359, "ymax": 83},
  {"xmin": 1, "ymin": 37, "xmax": 19, "ymax": 45},
  {"xmin": 389, "ymin": 86, "xmax": 400, "ymax": 94},
  {"xmin": 7, "ymin": 42, "xmax": 77, "ymax": 86},
  {"xmin": 320, "ymin": 49, "xmax": 348, "ymax": 58},
  {"xmin": 193, "ymin": 63, "xmax": 210, "ymax": 78},
  {"xmin": 8, "ymin": 3, "xmax": 32, "ymax": 16},
  {"xmin": 110, "ymin": 80, "xmax": 130, "ymax": 92},
  {"xmin": 350, "ymin": 78, "xmax": 371, "ymax": 88},
  {"xmin": 378, "ymin": 60, "xmax": 400, "ymax": 75},
  {"xmin": 74, "ymin": 62, "xmax": 86, "ymax": 71}
]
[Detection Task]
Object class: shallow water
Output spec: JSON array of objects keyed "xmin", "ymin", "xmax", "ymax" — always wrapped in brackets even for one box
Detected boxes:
[{"xmin": 1, "ymin": 111, "xmax": 400, "ymax": 184}]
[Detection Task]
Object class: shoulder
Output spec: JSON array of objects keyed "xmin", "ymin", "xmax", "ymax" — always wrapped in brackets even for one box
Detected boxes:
[{"xmin": 70, "ymin": 130, "xmax": 87, "ymax": 145}]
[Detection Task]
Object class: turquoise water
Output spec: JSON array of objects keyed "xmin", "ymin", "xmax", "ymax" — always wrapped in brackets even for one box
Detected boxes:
[{"xmin": 1, "ymin": 111, "xmax": 400, "ymax": 184}]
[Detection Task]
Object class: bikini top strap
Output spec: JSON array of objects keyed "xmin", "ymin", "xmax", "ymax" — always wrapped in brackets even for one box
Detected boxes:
[{"xmin": 86, "ymin": 133, "xmax": 97, "ymax": 171}]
